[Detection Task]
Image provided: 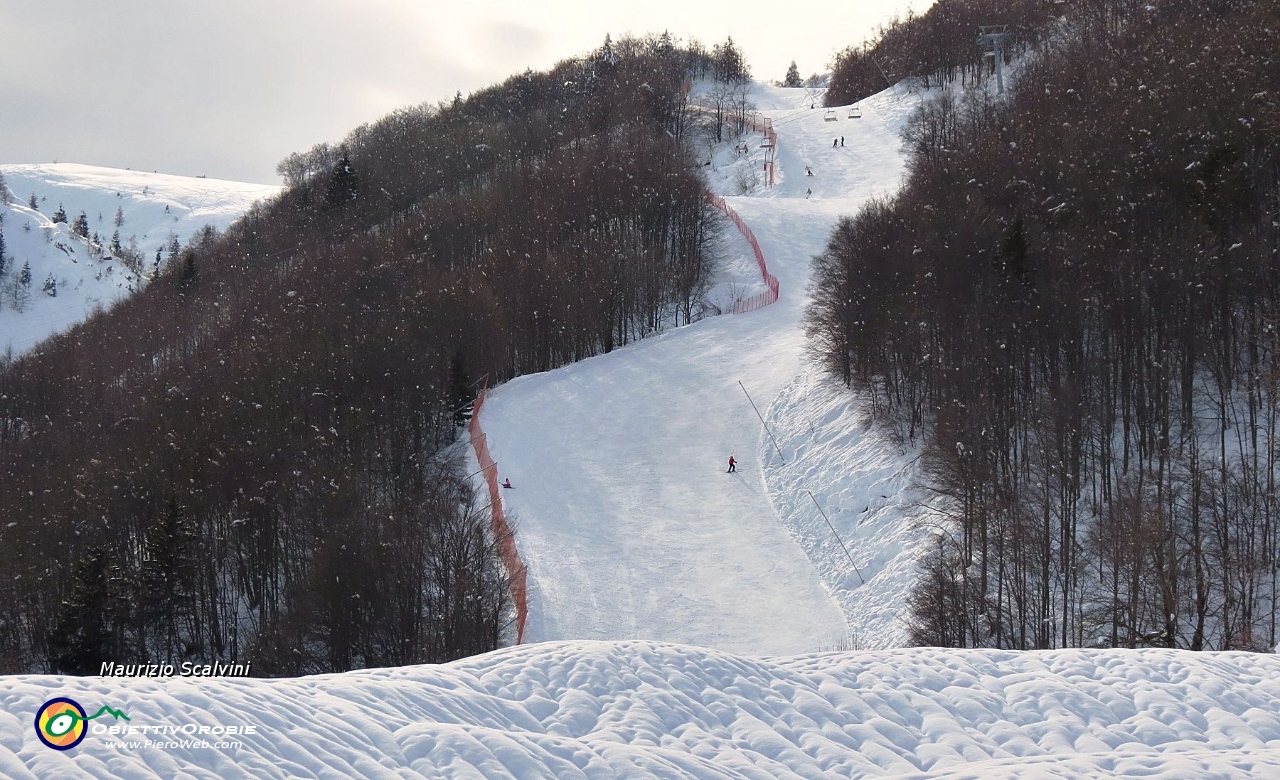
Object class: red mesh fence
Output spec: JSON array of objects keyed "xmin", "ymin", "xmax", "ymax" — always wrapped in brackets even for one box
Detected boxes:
[
  {"xmin": 707, "ymin": 193, "xmax": 780, "ymax": 313},
  {"xmin": 469, "ymin": 387, "xmax": 529, "ymax": 644}
]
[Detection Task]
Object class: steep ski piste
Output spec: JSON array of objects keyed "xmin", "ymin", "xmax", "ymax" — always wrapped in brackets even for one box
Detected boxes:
[{"xmin": 477, "ymin": 81, "xmax": 924, "ymax": 652}]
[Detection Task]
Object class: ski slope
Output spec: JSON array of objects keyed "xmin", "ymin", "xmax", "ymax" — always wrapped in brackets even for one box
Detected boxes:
[
  {"xmin": 5, "ymin": 642, "xmax": 1280, "ymax": 778},
  {"xmin": 0, "ymin": 163, "xmax": 278, "ymax": 357},
  {"xmin": 479, "ymin": 82, "xmax": 929, "ymax": 651}
]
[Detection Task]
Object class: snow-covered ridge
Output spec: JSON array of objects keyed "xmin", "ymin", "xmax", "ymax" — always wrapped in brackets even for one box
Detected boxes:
[
  {"xmin": 5, "ymin": 641, "xmax": 1280, "ymax": 778},
  {"xmin": 0, "ymin": 163, "xmax": 278, "ymax": 357}
]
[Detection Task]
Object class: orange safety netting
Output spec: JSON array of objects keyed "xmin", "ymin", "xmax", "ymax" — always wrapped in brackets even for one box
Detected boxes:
[
  {"xmin": 707, "ymin": 193, "xmax": 780, "ymax": 313},
  {"xmin": 469, "ymin": 387, "xmax": 528, "ymax": 644}
]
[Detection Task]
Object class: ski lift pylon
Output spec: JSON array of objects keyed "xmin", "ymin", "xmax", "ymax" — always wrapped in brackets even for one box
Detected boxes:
[{"xmin": 824, "ymin": 108, "xmax": 838, "ymax": 122}]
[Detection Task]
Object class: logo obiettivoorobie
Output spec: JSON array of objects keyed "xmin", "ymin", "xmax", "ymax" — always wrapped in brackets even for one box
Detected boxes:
[{"xmin": 34, "ymin": 698, "xmax": 129, "ymax": 750}]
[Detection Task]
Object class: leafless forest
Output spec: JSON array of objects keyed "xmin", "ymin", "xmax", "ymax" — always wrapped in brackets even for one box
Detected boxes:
[{"xmin": 809, "ymin": 0, "xmax": 1280, "ymax": 651}]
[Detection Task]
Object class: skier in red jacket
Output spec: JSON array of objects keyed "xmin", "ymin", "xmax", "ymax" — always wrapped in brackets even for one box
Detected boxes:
[{"xmin": 727, "ymin": 456, "xmax": 736, "ymax": 473}]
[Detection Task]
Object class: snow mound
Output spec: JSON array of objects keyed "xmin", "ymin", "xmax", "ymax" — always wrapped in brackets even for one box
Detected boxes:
[
  {"xmin": 4, "ymin": 642, "xmax": 1280, "ymax": 778},
  {"xmin": 763, "ymin": 366, "xmax": 937, "ymax": 648}
]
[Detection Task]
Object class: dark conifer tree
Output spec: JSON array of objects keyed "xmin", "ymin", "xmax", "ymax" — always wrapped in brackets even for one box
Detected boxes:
[
  {"xmin": 657, "ymin": 30, "xmax": 674, "ymax": 56},
  {"xmin": 72, "ymin": 211, "xmax": 90, "ymax": 238},
  {"xmin": 179, "ymin": 250, "xmax": 197, "ymax": 287},
  {"xmin": 325, "ymin": 152, "xmax": 359, "ymax": 207},
  {"xmin": 51, "ymin": 204, "xmax": 67, "ymax": 224},
  {"xmin": 138, "ymin": 498, "xmax": 198, "ymax": 662},
  {"xmin": 784, "ymin": 60, "xmax": 803, "ymax": 87},
  {"xmin": 47, "ymin": 547, "xmax": 114, "ymax": 674},
  {"xmin": 29, "ymin": 193, "xmax": 38, "ymax": 210},
  {"xmin": 713, "ymin": 37, "xmax": 749, "ymax": 83}
]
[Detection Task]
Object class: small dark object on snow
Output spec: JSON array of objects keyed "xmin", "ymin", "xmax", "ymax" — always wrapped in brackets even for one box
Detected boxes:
[
  {"xmin": 727, "ymin": 456, "xmax": 736, "ymax": 473},
  {"xmin": 503, "ymin": 478, "xmax": 513, "ymax": 489}
]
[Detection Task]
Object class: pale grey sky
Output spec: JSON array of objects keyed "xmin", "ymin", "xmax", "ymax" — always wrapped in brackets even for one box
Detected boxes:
[{"xmin": 0, "ymin": 0, "xmax": 929, "ymax": 184}]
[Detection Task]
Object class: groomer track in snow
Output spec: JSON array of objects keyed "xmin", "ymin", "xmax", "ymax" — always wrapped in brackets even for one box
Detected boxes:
[{"xmin": 477, "ymin": 82, "xmax": 916, "ymax": 652}]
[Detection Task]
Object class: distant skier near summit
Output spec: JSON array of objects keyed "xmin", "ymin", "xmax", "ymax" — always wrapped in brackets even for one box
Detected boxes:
[{"xmin": 728, "ymin": 455, "xmax": 736, "ymax": 473}]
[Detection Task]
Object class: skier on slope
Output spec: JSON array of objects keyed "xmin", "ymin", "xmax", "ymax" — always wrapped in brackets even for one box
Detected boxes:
[
  {"xmin": 503, "ymin": 478, "xmax": 513, "ymax": 489},
  {"xmin": 728, "ymin": 455, "xmax": 736, "ymax": 473}
]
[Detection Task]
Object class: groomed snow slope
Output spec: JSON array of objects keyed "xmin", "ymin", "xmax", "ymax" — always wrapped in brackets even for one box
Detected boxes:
[
  {"xmin": 480, "ymin": 82, "xmax": 929, "ymax": 651},
  {"xmin": 0, "ymin": 163, "xmax": 278, "ymax": 356},
  {"xmin": 5, "ymin": 642, "xmax": 1280, "ymax": 778}
]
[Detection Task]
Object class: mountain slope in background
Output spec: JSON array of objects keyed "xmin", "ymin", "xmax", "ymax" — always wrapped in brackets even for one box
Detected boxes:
[{"xmin": 0, "ymin": 163, "xmax": 278, "ymax": 356}]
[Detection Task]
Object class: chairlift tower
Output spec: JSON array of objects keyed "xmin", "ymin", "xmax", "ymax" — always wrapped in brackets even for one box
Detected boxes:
[
  {"xmin": 759, "ymin": 117, "xmax": 775, "ymax": 187},
  {"xmin": 977, "ymin": 25, "xmax": 1012, "ymax": 94}
]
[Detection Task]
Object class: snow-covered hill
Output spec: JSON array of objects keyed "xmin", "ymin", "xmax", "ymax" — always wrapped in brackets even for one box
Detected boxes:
[
  {"xmin": 0, "ymin": 163, "xmax": 278, "ymax": 357},
  {"xmin": 5, "ymin": 641, "xmax": 1280, "ymax": 778}
]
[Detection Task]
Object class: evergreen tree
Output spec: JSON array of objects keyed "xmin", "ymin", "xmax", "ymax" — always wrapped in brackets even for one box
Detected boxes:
[
  {"xmin": 713, "ymin": 36, "xmax": 750, "ymax": 83},
  {"xmin": 600, "ymin": 33, "xmax": 617, "ymax": 66},
  {"xmin": 166, "ymin": 234, "xmax": 181, "ymax": 263},
  {"xmin": 658, "ymin": 30, "xmax": 674, "ymax": 56},
  {"xmin": 42, "ymin": 273, "xmax": 56, "ymax": 297},
  {"xmin": 138, "ymin": 498, "xmax": 198, "ymax": 662},
  {"xmin": 72, "ymin": 211, "xmax": 90, "ymax": 238},
  {"xmin": 110, "ymin": 230, "xmax": 122, "ymax": 255},
  {"xmin": 51, "ymin": 204, "xmax": 67, "ymax": 224},
  {"xmin": 0, "ymin": 222, "xmax": 7, "ymax": 277},
  {"xmin": 0, "ymin": 170, "xmax": 9, "ymax": 204},
  {"xmin": 179, "ymin": 250, "xmax": 197, "ymax": 287},
  {"xmin": 784, "ymin": 60, "xmax": 803, "ymax": 87},
  {"xmin": 114, "ymin": 206, "xmax": 124, "ymax": 227},
  {"xmin": 325, "ymin": 152, "xmax": 359, "ymax": 207},
  {"xmin": 28, "ymin": 193, "xmax": 38, "ymax": 210},
  {"xmin": 47, "ymin": 547, "xmax": 115, "ymax": 674},
  {"xmin": 18, "ymin": 260, "xmax": 31, "ymax": 288}
]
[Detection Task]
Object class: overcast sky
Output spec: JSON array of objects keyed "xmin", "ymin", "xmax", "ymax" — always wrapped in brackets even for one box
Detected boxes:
[{"xmin": 1, "ymin": 0, "xmax": 929, "ymax": 185}]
